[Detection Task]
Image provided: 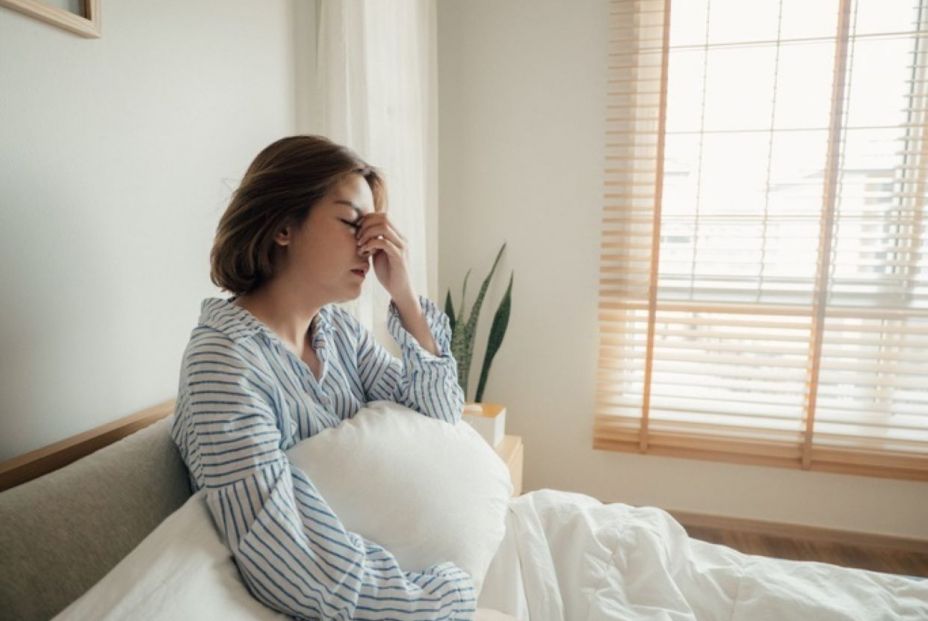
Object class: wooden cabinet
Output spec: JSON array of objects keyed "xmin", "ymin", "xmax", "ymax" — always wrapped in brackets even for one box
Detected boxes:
[
  {"xmin": 463, "ymin": 403, "xmax": 523, "ymax": 496},
  {"xmin": 495, "ymin": 435, "xmax": 523, "ymax": 496}
]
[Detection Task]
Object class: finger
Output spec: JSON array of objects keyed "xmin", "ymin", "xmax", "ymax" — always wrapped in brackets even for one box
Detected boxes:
[
  {"xmin": 359, "ymin": 236, "xmax": 400, "ymax": 257},
  {"xmin": 359, "ymin": 236, "xmax": 403, "ymax": 259},
  {"xmin": 357, "ymin": 222, "xmax": 405, "ymax": 251},
  {"xmin": 357, "ymin": 214, "xmax": 406, "ymax": 245},
  {"xmin": 355, "ymin": 212, "xmax": 385, "ymax": 240}
]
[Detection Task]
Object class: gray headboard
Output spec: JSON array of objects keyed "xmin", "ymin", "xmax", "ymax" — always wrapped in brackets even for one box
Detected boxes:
[{"xmin": 0, "ymin": 417, "xmax": 192, "ymax": 621}]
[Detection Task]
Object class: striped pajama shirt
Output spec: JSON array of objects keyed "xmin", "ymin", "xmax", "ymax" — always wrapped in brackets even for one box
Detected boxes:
[{"xmin": 170, "ymin": 295, "xmax": 474, "ymax": 620}]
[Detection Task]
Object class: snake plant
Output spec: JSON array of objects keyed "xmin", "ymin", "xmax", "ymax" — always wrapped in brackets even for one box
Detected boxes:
[{"xmin": 444, "ymin": 243, "xmax": 514, "ymax": 402}]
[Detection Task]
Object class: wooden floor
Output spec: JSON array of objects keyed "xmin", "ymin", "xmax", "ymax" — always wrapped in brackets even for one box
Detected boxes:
[{"xmin": 682, "ymin": 523, "xmax": 928, "ymax": 578}]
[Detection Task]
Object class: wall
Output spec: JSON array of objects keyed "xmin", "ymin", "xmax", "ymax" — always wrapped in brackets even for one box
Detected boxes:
[
  {"xmin": 0, "ymin": 0, "xmax": 297, "ymax": 459},
  {"xmin": 436, "ymin": 0, "xmax": 928, "ymax": 540}
]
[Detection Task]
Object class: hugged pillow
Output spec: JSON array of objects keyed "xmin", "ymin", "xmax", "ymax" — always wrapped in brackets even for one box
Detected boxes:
[{"xmin": 285, "ymin": 400, "xmax": 512, "ymax": 594}]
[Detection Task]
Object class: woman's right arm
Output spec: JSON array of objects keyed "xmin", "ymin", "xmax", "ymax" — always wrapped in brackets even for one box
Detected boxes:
[{"xmin": 176, "ymin": 336, "xmax": 476, "ymax": 620}]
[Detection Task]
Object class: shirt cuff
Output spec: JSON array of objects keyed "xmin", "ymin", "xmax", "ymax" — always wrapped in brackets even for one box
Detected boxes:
[{"xmin": 387, "ymin": 295, "xmax": 454, "ymax": 360}]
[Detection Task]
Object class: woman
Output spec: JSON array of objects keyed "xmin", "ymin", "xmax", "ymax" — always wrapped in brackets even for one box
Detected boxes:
[{"xmin": 171, "ymin": 135, "xmax": 474, "ymax": 620}]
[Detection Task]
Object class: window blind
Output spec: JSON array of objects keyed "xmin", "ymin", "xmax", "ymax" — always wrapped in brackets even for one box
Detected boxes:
[{"xmin": 595, "ymin": 0, "xmax": 928, "ymax": 480}]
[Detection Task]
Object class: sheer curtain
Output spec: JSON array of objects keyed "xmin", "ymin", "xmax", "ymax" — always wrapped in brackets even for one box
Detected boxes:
[{"xmin": 312, "ymin": 0, "xmax": 438, "ymax": 351}]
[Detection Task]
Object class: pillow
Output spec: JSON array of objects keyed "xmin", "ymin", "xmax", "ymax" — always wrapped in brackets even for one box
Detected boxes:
[
  {"xmin": 285, "ymin": 400, "xmax": 513, "ymax": 595},
  {"xmin": 54, "ymin": 492, "xmax": 291, "ymax": 621}
]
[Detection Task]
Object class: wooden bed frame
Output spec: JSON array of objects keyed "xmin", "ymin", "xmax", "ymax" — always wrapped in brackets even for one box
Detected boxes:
[{"xmin": 0, "ymin": 400, "xmax": 175, "ymax": 492}]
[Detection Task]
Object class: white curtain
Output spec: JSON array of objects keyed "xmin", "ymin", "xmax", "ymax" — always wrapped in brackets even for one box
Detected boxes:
[{"xmin": 312, "ymin": 0, "xmax": 438, "ymax": 352}]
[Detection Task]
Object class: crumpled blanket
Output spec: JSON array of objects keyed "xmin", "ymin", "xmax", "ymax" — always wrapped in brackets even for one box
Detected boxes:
[{"xmin": 478, "ymin": 489, "xmax": 928, "ymax": 621}]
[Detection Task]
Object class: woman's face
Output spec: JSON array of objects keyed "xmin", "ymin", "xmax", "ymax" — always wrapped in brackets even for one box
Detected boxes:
[{"xmin": 275, "ymin": 173, "xmax": 374, "ymax": 303}]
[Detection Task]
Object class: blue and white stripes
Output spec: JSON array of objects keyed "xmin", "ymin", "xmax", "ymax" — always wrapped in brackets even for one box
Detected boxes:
[{"xmin": 171, "ymin": 295, "xmax": 473, "ymax": 620}]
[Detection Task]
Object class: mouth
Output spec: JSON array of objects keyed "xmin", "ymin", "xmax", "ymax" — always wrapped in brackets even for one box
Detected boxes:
[{"xmin": 350, "ymin": 268, "xmax": 367, "ymax": 278}]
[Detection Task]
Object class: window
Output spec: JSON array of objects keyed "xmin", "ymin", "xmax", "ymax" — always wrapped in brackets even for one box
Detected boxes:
[{"xmin": 595, "ymin": 0, "xmax": 928, "ymax": 479}]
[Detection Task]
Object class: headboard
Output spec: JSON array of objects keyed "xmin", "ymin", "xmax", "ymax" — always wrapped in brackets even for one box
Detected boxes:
[
  {"xmin": 0, "ymin": 400, "xmax": 176, "ymax": 492},
  {"xmin": 0, "ymin": 400, "xmax": 191, "ymax": 621}
]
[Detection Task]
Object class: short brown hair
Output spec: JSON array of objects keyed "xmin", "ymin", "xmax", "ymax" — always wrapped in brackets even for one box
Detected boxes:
[{"xmin": 210, "ymin": 135, "xmax": 386, "ymax": 295}]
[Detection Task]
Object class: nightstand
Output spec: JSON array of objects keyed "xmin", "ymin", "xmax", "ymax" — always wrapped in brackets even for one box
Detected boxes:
[
  {"xmin": 463, "ymin": 403, "xmax": 523, "ymax": 496},
  {"xmin": 495, "ymin": 435, "xmax": 523, "ymax": 496}
]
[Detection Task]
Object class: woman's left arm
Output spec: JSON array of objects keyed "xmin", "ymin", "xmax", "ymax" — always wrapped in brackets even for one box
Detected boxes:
[
  {"xmin": 355, "ymin": 295, "xmax": 465, "ymax": 424},
  {"xmin": 353, "ymin": 213, "xmax": 465, "ymax": 423},
  {"xmin": 390, "ymin": 291, "xmax": 440, "ymax": 356}
]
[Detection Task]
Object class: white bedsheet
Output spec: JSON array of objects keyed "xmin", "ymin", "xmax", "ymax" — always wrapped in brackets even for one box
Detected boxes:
[{"xmin": 477, "ymin": 489, "xmax": 928, "ymax": 620}]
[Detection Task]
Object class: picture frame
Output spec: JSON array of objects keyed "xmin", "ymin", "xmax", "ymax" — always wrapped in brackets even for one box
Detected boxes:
[{"xmin": 0, "ymin": 0, "xmax": 100, "ymax": 38}]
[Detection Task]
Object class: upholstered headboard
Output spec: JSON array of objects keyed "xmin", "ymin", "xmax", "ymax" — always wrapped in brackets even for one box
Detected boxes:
[{"xmin": 0, "ymin": 405, "xmax": 192, "ymax": 621}]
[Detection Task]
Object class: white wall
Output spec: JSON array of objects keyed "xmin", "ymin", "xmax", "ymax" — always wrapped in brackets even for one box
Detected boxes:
[
  {"xmin": 0, "ymin": 0, "xmax": 297, "ymax": 459},
  {"xmin": 437, "ymin": 0, "xmax": 928, "ymax": 540}
]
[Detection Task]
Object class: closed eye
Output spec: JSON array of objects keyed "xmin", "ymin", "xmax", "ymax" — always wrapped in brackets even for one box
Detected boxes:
[{"xmin": 340, "ymin": 218, "xmax": 362, "ymax": 231}]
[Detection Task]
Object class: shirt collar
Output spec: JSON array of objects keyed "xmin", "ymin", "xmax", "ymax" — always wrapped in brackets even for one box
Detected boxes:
[{"xmin": 198, "ymin": 297, "xmax": 334, "ymax": 345}]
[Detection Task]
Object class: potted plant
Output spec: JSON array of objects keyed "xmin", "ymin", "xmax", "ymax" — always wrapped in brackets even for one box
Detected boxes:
[{"xmin": 444, "ymin": 243, "xmax": 513, "ymax": 404}]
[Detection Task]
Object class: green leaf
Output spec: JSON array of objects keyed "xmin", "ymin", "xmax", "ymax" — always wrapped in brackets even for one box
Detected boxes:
[
  {"xmin": 459, "ymin": 243, "xmax": 507, "ymax": 400},
  {"xmin": 444, "ymin": 289, "xmax": 456, "ymax": 333},
  {"xmin": 459, "ymin": 269, "xmax": 472, "ymax": 324},
  {"xmin": 450, "ymin": 322, "xmax": 473, "ymax": 398},
  {"xmin": 475, "ymin": 272, "xmax": 512, "ymax": 402}
]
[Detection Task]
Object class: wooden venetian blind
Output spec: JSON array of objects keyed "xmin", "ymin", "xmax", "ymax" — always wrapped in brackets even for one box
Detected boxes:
[{"xmin": 595, "ymin": 0, "xmax": 928, "ymax": 480}]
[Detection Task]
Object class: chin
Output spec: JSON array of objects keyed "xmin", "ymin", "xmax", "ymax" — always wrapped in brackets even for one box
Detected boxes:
[{"xmin": 336, "ymin": 287, "xmax": 364, "ymax": 303}]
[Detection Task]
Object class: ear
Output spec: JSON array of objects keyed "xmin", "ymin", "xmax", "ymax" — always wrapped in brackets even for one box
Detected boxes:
[{"xmin": 274, "ymin": 226, "xmax": 292, "ymax": 247}]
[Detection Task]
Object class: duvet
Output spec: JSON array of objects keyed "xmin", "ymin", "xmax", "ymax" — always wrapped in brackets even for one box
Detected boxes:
[
  {"xmin": 478, "ymin": 489, "xmax": 928, "ymax": 620},
  {"xmin": 56, "ymin": 488, "xmax": 928, "ymax": 620}
]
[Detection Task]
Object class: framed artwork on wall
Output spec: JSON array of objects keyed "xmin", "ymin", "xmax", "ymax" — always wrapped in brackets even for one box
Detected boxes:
[{"xmin": 0, "ymin": 0, "xmax": 100, "ymax": 38}]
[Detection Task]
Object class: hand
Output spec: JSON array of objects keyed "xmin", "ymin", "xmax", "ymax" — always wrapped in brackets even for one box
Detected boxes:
[{"xmin": 355, "ymin": 212, "xmax": 415, "ymax": 303}]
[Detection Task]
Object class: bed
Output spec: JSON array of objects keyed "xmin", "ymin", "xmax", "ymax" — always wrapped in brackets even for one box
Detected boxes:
[{"xmin": 1, "ymin": 400, "xmax": 926, "ymax": 621}]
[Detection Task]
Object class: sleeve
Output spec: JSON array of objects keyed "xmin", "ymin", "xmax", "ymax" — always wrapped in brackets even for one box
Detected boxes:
[
  {"xmin": 356, "ymin": 294, "xmax": 465, "ymax": 424},
  {"xmin": 182, "ymin": 349, "xmax": 476, "ymax": 621}
]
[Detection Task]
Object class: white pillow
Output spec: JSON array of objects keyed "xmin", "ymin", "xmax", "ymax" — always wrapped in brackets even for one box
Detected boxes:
[
  {"xmin": 55, "ymin": 492, "xmax": 291, "ymax": 621},
  {"xmin": 286, "ymin": 400, "xmax": 512, "ymax": 595}
]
